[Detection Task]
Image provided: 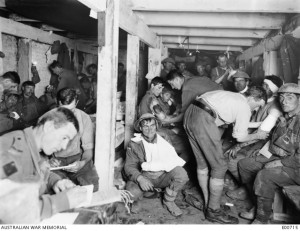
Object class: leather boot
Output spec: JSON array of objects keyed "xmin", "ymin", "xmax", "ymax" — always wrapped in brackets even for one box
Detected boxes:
[
  {"xmin": 163, "ymin": 187, "xmax": 183, "ymax": 217},
  {"xmin": 240, "ymin": 206, "xmax": 256, "ymax": 220},
  {"xmin": 206, "ymin": 178, "xmax": 239, "ymax": 224},
  {"xmin": 130, "ymin": 200, "xmax": 141, "ymax": 214},
  {"xmin": 226, "ymin": 186, "xmax": 248, "ymax": 200},
  {"xmin": 206, "ymin": 208, "xmax": 239, "ymax": 224},
  {"xmin": 254, "ymin": 196, "xmax": 273, "ymax": 224}
]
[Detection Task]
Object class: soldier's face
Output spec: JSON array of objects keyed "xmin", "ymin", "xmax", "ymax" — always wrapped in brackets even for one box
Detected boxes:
[
  {"xmin": 233, "ymin": 78, "xmax": 248, "ymax": 92},
  {"xmin": 279, "ymin": 93, "xmax": 300, "ymax": 113},
  {"xmin": 140, "ymin": 119, "xmax": 157, "ymax": 141},
  {"xmin": 41, "ymin": 121, "xmax": 77, "ymax": 155}
]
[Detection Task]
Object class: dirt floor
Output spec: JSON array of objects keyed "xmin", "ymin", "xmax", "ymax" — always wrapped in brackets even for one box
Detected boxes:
[{"xmin": 115, "ymin": 181, "xmax": 254, "ymax": 225}]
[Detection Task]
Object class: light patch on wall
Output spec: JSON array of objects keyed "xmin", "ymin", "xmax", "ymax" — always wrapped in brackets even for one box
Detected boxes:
[
  {"xmin": 31, "ymin": 41, "xmax": 57, "ymax": 97},
  {"xmin": 2, "ymin": 34, "xmax": 18, "ymax": 73}
]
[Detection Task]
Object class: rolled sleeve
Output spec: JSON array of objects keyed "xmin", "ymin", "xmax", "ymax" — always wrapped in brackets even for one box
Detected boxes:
[
  {"xmin": 181, "ymin": 89, "xmax": 196, "ymax": 113},
  {"xmin": 124, "ymin": 143, "xmax": 142, "ymax": 183},
  {"xmin": 232, "ymin": 105, "xmax": 251, "ymax": 141}
]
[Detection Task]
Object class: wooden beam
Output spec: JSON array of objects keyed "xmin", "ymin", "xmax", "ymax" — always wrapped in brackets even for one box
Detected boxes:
[
  {"xmin": 166, "ymin": 44, "xmax": 243, "ymax": 52},
  {"xmin": 0, "ymin": 33, "xmax": 3, "ymax": 75},
  {"xmin": 77, "ymin": 0, "xmax": 106, "ymax": 12},
  {"xmin": 125, "ymin": 34, "xmax": 139, "ymax": 148},
  {"xmin": 78, "ymin": 0, "xmax": 159, "ymax": 48},
  {"xmin": 40, "ymin": 24, "xmax": 65, "ymax": 32},
  {"xmin": 237, "ymin": 35, "xmax": 283, "ymax": 61},
  {"xmin": 119, "ymin": 2, "xmax": 159, "ymax": 48},
  {"xmin": 162, "ymin": 36, "xmax": 256, "ymax": 47},
  {"xmin": 135, "ymin": 12, "xmax": 286, "ymax": 29},
  {"xmin": 95, "ymin": 0, "xmax": 119, "ymax": 190},
  {"xmin": 150, "ymin": 27, "xmax": 269, "ymax": 39},
  {"xmin": 129, "ymin": 0, "xmax": 300, "ymax": 13},
  {"xmin": 0, "ymin": 17, "xmax": 97, "ymax": 54},
  {"xmin": 9, "ymin": 13, "xmax": 40, "ymax": 22}
]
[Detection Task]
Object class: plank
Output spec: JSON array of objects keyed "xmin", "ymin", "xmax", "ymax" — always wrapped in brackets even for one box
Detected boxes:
[
  {"xmin": 150, "ymin": 27, "xmax": 269, "ymax": 39},
  {"xmin": 0, "ymin": 17, "xmax": 97, "ymax": 54},
  {"xmin": 94, "ymin": 0, "xmax": 119, "ymax": 190},
  {"xmin": 134, "ymin": 12, "xmax": 286, "ymax": 29},
  {"xmin": 129, "ymin": 0, "xmax": 300, "ymax": 13},
  {"xmin": 124, "ymin": 34, "xmax": 139, "ymax": 148}
]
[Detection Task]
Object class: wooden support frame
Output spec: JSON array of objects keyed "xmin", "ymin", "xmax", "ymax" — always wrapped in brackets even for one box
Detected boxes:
[
  {"xmin": 0, "ymin": 17, "xmax": 97, "ymax": 55},
  {"xmin": 239, "ymin": 16, "xmax": 300, "ymax": 61},
  {"xmin": 78, "ymin": 0, "xmax": 159, "ymax": 48},
  {"xmin": 94, "ymin": 0, "xmax": 119, "ymax": 190},
  {"xmin": 237, "ymin": 35, "xmax": 283, "ymax": 61},
  {"xmin": 124, "ymin": 35, "xmax": 140, "ymax": 148}
]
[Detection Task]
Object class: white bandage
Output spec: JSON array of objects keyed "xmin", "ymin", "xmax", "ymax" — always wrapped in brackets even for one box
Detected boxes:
[{"xmin": 264, "ymin": 79, "xmax": 279, "ymax": 94}]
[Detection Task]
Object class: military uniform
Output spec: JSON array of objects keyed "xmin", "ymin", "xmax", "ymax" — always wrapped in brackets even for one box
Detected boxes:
[{"xmin": 0, "ymin": 127, "xmax": 70, "ymax": 220}]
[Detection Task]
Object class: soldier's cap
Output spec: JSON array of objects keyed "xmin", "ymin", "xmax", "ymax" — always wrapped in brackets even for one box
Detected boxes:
[
  {"xmin": 162, "ymin": 57, "xmax": 175, "ymax": 65},
  {"xmin": 232, "ymin": 70, "xmax": 250, "ymax": 79},
  {"xmin": 278, "ymin": 83, "xmax": 300, "ymax": 95},
  {"xmin": 134, "ymin": 113, "xmax": 161, "ymax": 132}
]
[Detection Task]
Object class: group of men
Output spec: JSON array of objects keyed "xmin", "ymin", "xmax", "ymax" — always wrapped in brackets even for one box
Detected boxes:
[
  {"xmin": 122, "ymin": 53, "xmax": 300, "ymax": 225},
  {"xmin": 0, "ymin": 63, "xmax": 100, "ymax": 223},
  {"xmin": 1, "ymin": 52, "xmax": 300, "ymax": 225}
]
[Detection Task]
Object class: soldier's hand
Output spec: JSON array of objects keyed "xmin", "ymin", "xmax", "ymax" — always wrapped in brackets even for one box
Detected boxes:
[
  {"xmin": 49, "ymin": 158, "xmax": 61, "ymax": 167},
  {"xmin": 53, "ymin": 179, "xmax": 76, "ymax": 194},
  {"xmin": 65, "ymin": 186, "xmax": 87, "ymax": 209},
  {"xmin": 264, "ymin": 160, "xmax": 283, "ymax": 169},
  {"xmin": 137, "ymin": 176, "xmax": 154, "ymax": 191},
  {"xmin": 256, "ymin": 129, "xmax": 269, "ymax": 140},
  {"xmin": 63, "ymin": 161, "xmax": 84, "ymax": 173},
  {"xmin": 224, "ymin": 145, "xmax": 241, "ymax": 159},
  {"xmin": 249, "ymin": 149, "xmax": 260, "ymax": 158}
]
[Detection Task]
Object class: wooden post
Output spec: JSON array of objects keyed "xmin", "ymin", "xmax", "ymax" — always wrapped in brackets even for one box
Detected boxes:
[
  {"xmin": 0, "ymin": 32, "xmax": 3, "ymax": 75},
  {"xmin": 94, "ymin": 0, "xmax": 119, "ymax": 190},
  {"xmin": 264, "ymin": 51, "xmax": 279, "ymax": 76},
  {"xmin": 124, "ymin": 35, "xmax": 140, "ymax": 148}
]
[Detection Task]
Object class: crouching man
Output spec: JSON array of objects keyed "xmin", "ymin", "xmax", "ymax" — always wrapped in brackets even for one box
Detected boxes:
[
  {"xmin": 124, "ymin": 113, "xmax": 188, "ymax": 217},
  {"xmin": 0, "ymin": 107, "xmax": 87, "ymax": 223}
]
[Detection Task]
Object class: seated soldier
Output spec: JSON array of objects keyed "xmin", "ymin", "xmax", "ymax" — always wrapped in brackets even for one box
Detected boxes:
[
  {"xmin": 153, "ymin": 85, "xmax": 181, "ymax": 134},
  {"xmin": 195, "ymin": 61, "xmax": 208, "ymax": 78},
  {"xmin": 138, "ymin": 77, "xmax": 164, "ymax": 116},
  {"xmin": 226, "ymin": 76, "xmax": 284, "ymax": 199},
  {"xmin": 79, "ymin": 75, "xmax": 92, "ymax": 100},
  {"xmin": 0, "ymin": 107, "xmax": 87, "ymax": 223},
  {"xmin": 49, "ymin": 88, "xmax": 99, "ymax": 192},
  {"xmin": 176, "ymin": 61, "xmax": 193, "ymax": 80},
  {"xmin": 142, "ymin": 78, "xmax": 192, "ymax": 163},
  {"xmin": 235, "ymin": 83, "xmax": 300, "ymax": 223},
  {"xmin": 0, "ymin": 92, "xmax": 20, "ymax": 134},
  {"xmin": 15, "ymin": 81, "xmax": 45, "ymax": 128},
  {"xmin": 0, "ymin": 71, "xmax": 20, "ymax": 102},
  {"xmin": 39, "ymin": 85, "xmax": 57, "ymax": 113},
  {"xmin": 124, "ymin": 114, "xmax": 188, "ymax": 217}
]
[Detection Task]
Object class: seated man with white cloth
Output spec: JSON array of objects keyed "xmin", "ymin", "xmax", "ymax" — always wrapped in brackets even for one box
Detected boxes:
[{"xmin": 124, "ymin": 113, "xmax": 188, "ymax": 217}]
